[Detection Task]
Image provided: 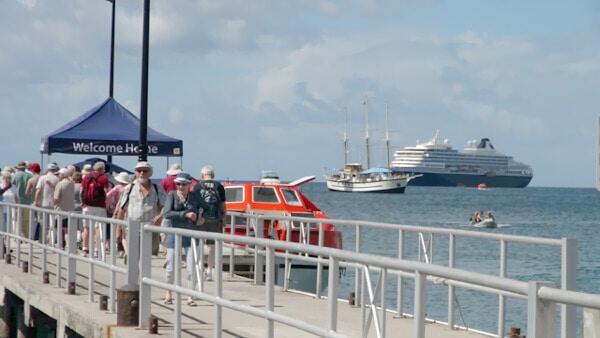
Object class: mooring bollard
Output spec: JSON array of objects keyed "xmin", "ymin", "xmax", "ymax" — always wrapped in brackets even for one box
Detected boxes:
[
  {"xmin": 21, "ymin": 261, "xmax": 28, "ymax": 273},
  {"xmin": 348, "ymin": 292, "xmax": 356, "ymax": 306},
  {"xmin": 509, "ymin": 327, "xmax": 524, "ymax": 338},
  {"xmin": 43, "ymin": 271, "xmax": 50, "ymax": 284},
  {"xmin": 68, "ymin": 282, "xmax": 76, "ymax": 295},
  {"xmin": 117, "ymin": 284, "xmax": 139, "ymax": 326},
  {"xmin": 99, "ymin": 295, "xmax": 108, "ymax": 311},
  {"xmin": 148, "ymin": 315, "xmax": 158, "ymax": 334}
]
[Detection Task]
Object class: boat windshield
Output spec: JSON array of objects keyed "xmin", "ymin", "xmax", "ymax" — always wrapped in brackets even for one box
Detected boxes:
[
  {"xmin": 252, "ymin": 186, "xmax": 279, "ymax": 203},
  {"xmin": 281, "ymin": 188, "xmax": 302, "ymax": 206},
  {"xmin": 225, "ymin": 186, "xmax": 244, "ymax": 202}
]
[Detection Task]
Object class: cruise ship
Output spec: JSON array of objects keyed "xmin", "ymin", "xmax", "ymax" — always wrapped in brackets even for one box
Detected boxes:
[{"xmin": 390, "ymin": 131, "xmax": 533, "ymax": 188}]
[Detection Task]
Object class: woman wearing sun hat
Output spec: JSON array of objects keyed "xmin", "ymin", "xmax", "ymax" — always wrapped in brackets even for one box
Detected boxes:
[{"xmin": 162, "ymin": 172, "xmax": 203, "ymax": 306}]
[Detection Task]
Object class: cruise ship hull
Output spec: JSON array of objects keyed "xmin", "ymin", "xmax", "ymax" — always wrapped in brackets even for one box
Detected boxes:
[{"xmin": 402, "ymin": 172, "xmax": 532, "ymax": 188}]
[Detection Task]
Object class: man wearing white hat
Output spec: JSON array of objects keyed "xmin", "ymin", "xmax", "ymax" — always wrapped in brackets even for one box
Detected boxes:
[
  {"xmin": 116, "ymin": 161, "xmax": 165, "ymax": 257},
  {"xmin": 35, "ymin": 163, "xmax": 59, "ymax": 209}
]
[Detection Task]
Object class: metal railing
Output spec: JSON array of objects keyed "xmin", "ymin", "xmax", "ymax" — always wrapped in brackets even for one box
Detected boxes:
[
  {"xmin": 0, "ymin": 202, "xmax": 137, "ymax": 312},
  {"xmin": 0, "ymin": 202, "xmax": 596, "ymax": 338},
  {"xmin": 228, "ymin": 212, "xmax": 577, "ymax": 338},
  {"xmin": 139, "ymin": 222, "xmax": 600, "ymax": 338}
]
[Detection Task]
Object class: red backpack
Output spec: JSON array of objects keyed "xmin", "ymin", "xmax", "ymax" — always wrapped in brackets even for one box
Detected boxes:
[{"xmin": 82, "ymin": 173, "xmax": 106, "ymax": 205}]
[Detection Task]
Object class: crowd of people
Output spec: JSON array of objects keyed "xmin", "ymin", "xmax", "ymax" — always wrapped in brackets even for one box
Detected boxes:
[{"xmin": 0, "ymin": 160, "xmax": 226, "ymax": 305}]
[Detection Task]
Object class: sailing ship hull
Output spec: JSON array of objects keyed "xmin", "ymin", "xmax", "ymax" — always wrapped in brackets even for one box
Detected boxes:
[
  {"xmin": 401, "ymin": 172, "xmax": 532, "ymax": 188},
  {"xmin": 326, "ymin": 177, "xmax": 407, "ymax": 193}
]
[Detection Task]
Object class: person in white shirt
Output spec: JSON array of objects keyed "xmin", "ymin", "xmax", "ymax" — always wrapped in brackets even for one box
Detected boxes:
[{"xmin": 35, "ymin": 163, "xmax": 60, "ymax": 208}]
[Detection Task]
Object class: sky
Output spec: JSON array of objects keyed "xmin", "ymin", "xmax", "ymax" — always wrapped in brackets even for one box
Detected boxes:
[{"xmin": 1, "ymin": 0, "xmax": 599, "ymax": 187}]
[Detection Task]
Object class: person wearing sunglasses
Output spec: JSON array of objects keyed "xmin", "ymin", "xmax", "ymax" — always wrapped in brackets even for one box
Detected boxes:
[
  {"xmin": 162, "ymin": 172, "xmax": 203, "ymax": 306},
  {"xmin": 116, "ymin": 161, "xmax": 165, "ymax": 260}
]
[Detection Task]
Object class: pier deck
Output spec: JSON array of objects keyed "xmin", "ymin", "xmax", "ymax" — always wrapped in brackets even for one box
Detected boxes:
[{"xmin": 0, "ymin": 247, "xmax": 488, "ymax": 338}]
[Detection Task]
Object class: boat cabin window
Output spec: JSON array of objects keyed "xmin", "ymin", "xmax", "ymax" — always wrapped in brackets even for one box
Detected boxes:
[
  {"xmin": 252, "ymin": 186, "xmax": 279, "ymax": 203},
  {"xmin": 281, "ymin": 188, "xmax": 302, "ymax": 206},
  {"xmin": 225, "ymin": 186, "xmax": 244, "ymax": 203}
]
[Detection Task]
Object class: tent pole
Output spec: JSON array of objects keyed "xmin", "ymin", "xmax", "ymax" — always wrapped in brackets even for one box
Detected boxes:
[{"xmin": 166, "ymin": 156, "xmax": 169, "ymax": 171}]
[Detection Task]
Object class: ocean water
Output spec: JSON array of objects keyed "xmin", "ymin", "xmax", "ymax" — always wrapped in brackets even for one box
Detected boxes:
[{"xmin": 299, "ymin": 183, "xmax": 600, "ymax": 335}]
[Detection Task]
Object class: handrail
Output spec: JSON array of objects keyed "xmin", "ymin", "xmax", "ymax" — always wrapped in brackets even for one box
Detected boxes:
[
  {"xmin": 144, "ymin": 224, "xmax": 531, "ymax": 295},
  {"xmin": 0, "ymin": 201, "xmax": 135, "ymax": 312},
  {"xmin": 227, "ymin": 211, "xmax": 563, "ymax": 246}
]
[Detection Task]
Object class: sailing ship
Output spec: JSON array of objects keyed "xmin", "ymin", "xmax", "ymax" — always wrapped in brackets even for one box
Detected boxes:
[{"xmin": 326, "ymin": 102, "xmax": 413, "ymax": 193}]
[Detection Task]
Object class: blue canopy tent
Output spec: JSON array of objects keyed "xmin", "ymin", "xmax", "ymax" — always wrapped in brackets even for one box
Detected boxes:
[{"xmin": 41, "ymin": 98, "xmax": 183, "ymax": 157}]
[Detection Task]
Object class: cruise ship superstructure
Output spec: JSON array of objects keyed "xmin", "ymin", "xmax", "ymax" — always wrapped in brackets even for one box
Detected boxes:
[{"xmin": 391, "ymin": 131, "xmax": 533, "ymax": 188}]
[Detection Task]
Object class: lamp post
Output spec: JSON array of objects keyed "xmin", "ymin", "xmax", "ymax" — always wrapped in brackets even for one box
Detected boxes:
[
  {"xmin": 138, "ymin": 0, "xmax": 150, "ymax": 161},
  {"xmin": 107, "ymin": 0, "xmax": 115, "ymax": 98},
  {"xmin": 107, "ymin": 0, "xmax": 116, "ymax": 164}
]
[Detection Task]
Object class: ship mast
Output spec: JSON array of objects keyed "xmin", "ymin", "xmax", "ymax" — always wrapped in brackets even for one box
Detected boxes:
[
  {"xmin": 364, "ymin": 99, "xmax": 371, "ymax": 169},
  {"xmin": 385, "ymin": 103, "xmax": 391, "ymax": 174},
  {"xmin": 343, "ymin": 107, "xmax": 349, "ymax": 165}
]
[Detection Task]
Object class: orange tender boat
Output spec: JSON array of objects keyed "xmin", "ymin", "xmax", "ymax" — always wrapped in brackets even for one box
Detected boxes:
[{"xmin": 223, "ymin": 172, "xmax": 342, "ymax": 250}]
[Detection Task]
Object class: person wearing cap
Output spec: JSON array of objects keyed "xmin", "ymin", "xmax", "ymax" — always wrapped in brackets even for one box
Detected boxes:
[
  {"xmin": 107, "ymin": 172, "xmax": 131, "ymax": 257},
  {"xmin": 25, "ymin": 162, "xmax": 41, "ymax": 200},
  {"xmin": 107, "ymin": 172, "xmax": 131, "ymax": 217},
  {"xmin": 53, "ymin": 168, "xmax": 75, "ymax": 248},
  {"xmin": 80, "ymin": 161, "xmax": 109, "ymax": 258},
  {"xmin": 12, "ymin": 161, "xmax": 32, "ymax": 237},
  {"xmin": 116, "ymin": 161, "xmax": 166, "ymax": 257},
  {"xmin": 192, "ymin": 165, "xmax": 226, "ymax": 281},
  {"xmin": 162, "ymin": 172, "xmax": 203, "ymax": 305},
  {"xmin": 35, "ymin": 163, "xmax": 60, "ymax": 208},
  {"xmin": 161, "ymin": 163, "xmax": 182, "ymax": 193}
]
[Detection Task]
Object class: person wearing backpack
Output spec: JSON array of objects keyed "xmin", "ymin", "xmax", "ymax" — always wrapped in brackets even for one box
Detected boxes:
[
  {"xmin": 80, "ymin": 161, "xmax": 109, "ymax": 257},
  {"xmin": 192, "ymin": 165, "xmax": 226, "ymax": 281},
  {"xmin": 115, "ymin": 161, "xmax": 165, "ymax": 259}
]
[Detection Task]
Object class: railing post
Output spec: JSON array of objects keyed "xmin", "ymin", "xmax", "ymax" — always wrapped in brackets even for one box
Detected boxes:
[
  {"xmin": 414, "ymin": 270, "xmax": 426, "ymax": 338},
  {"xmin": 12, "ymin": 208, "xmax": 20, "ymax": 266},
  {"xmin": 56, "ymin": 215, "xmax": 63, "ymax": 288},
  {"xmin": 561, "ymin": 238, "xmax": 576, "ymax": 338},
  {"xmin": 174, "ymin": 235, "xmax": 182, "ymax": 338},
  {"xmin": 254, "ymin": 216, "xmax": 264, "ymax": 285},
  {"xmin": 88, "ymin": 215, "xmax": 95, "ymax": 302},
  {"xmin": 283, "ymin": 222, "xmax": 291, "ymax": 291},
  {"xmin": 265, "ymin": 247, "xmax": 274, "ymax": 338},
  {"xmin": 127, "ymin": 220, "xmax": 140, "ymax": 285},
  {"xmin": 328, "ymin": 256, "xmax": 339, "ymax": 332},
  {"xmin": 215, "ymin": 239, "xmax": 223, "ymax": 338},
  {"xmin": 380, "ymin": 268, "xmax": 387, "ymax": 338},
  {"xmin": 448, "ymin": 234, "xmax": 455, "ymax": 329},
  {"xmin": 396, "ymin": 229, "xmax": 404, "ymax": 317},
  {"xmin": 527, "ymin": 281, "xmax": 555, "ymax": 338},
  {"xmin": 41, "ymin": 210, "xmax": 47, "ymax": 274},
  {"xmin": 109, "ymin": 222, "xmax": 117, "ymax": 312},
  {"xmin": 138, "ymin": 224, "xmax": 153, "ymax": 329},
  {"xmin": 27, "ymin": 208, "xmax": 33, "ymax": 274},
  {"xmin": 354, "ymin": 224, "xmax": 361, "ymax": 307},
  {"xmin": 67, "ymin": 215, "xmax": 77, "ymax": 291},
  {"xmin": 498, "ymin": 240, "xmax": 507, "ymax": 338},
  {"xmin": 315, "ymin": 222, "xmax": 324, "ymax": 298},
  {"xmin": 229, "ymin": 215, "xmax": 235, "ymax": 278}
]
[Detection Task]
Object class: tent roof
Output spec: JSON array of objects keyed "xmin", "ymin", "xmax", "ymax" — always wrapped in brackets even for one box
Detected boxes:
[{"xmin": 41, "ymin": 97, "xmax": 183, "ymax": 157}]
